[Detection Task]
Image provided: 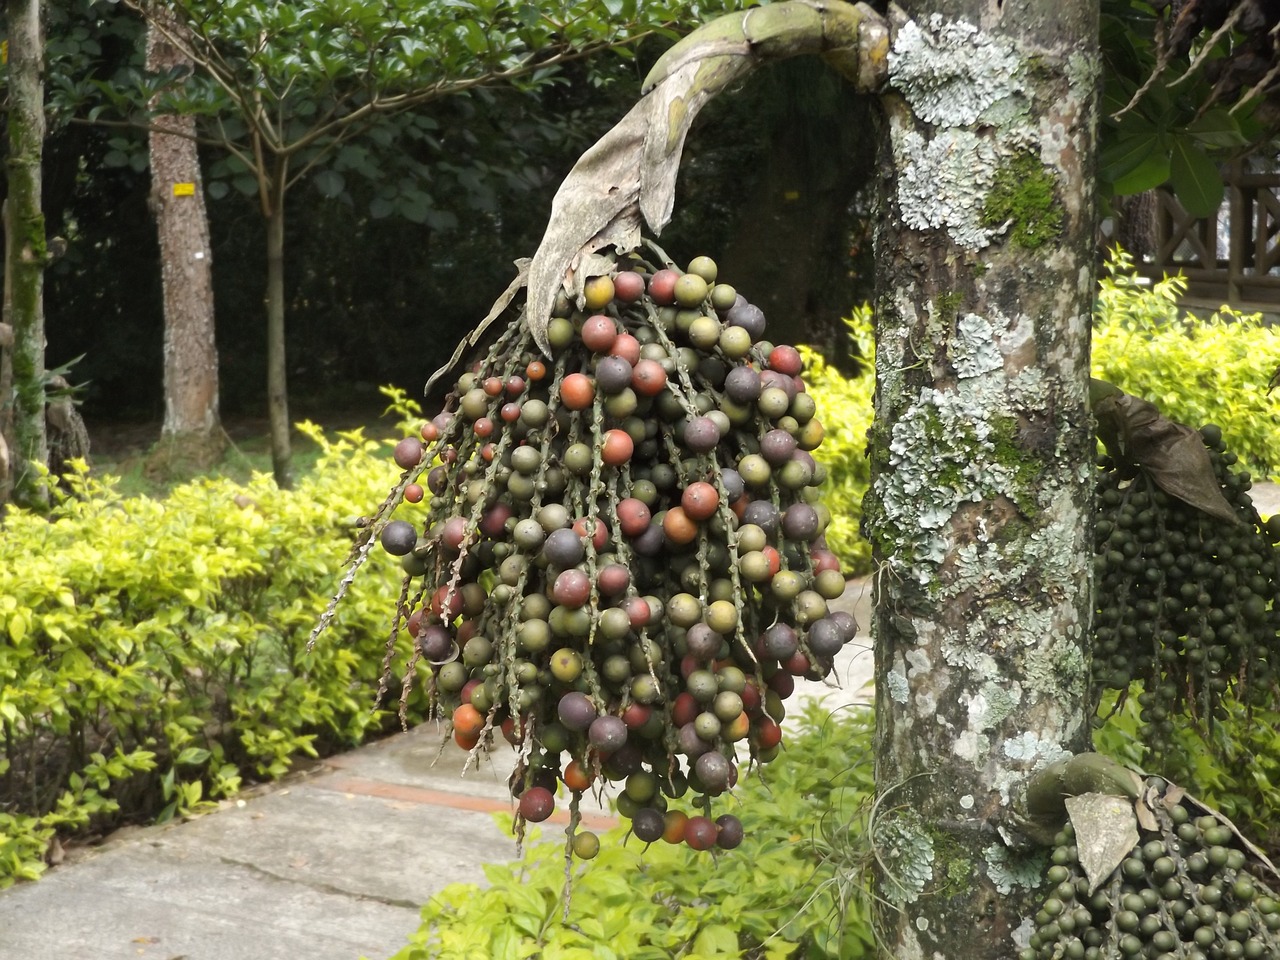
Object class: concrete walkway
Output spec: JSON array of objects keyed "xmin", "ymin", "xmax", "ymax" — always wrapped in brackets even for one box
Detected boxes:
[{"xmin": 0, "ymin": 583, "xmax": 875, "ymax": 960}]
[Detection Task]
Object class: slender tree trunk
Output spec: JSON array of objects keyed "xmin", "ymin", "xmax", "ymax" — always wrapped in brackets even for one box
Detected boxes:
[
  {"xmin": 5, "ymin": 0, "xmax": 49, "ymax": 509},
  {"xmin": 864, "ymin": 2, "xmax": 1100, "ymax": 956},
  {"xmin": 145, "ymin": 4, "xmax": 226, "ymax": 471},
  {"xmin": 265, "ymin": 183, "xmax": 292, "ymax": 488}
]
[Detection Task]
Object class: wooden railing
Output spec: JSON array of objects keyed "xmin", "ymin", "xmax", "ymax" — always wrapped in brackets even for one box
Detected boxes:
[{"xmin": 1133, "ymin": 163, "xmax": 1280, "ymax": 311}]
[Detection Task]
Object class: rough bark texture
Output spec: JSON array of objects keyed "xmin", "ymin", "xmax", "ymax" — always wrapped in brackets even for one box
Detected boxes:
[
  {"xmin": 265, "ymin": 194, "xmax": 292, "ymax": 489},
  {"xmin": 5, "ymin": 0, "xmax": 49, "ymax": 509},
  {"xmin": 145, "ymin": 6, "xmax": 225, "ymax": 471},
  {"xmin": 864, "ymin": 1, "xmax": 1100, "ymax": 956}
]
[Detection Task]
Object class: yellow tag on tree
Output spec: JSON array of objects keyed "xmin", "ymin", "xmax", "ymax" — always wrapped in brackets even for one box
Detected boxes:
[{"xmin": 172, "ymin": 182, "xmax": 196, "ymax": 197}]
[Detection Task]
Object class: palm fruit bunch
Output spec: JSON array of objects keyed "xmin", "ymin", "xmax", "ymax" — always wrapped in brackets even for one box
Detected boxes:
[
  {"xmin": 375, "ymin": 248, "xmax": 856, "ymax": 856},
  {"xmin": 1022, "ymin": 779, "xmax": 1280, "ymax": 960},
  {"xmin": 1092, "ymin": 423, "xmax": 1280, "ymax": 749}
]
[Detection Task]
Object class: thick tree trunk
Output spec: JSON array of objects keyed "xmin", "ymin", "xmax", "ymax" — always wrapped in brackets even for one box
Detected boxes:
[
  {"xmin": 5, "ymin": 0, "xmax": 49, "ymax": 509},
  {"xmin": 864, "ymin": 2, "xmax": 1100, "ymax": 956},
  {"xmin": 265, "ymin": 193, "xmax": 292, "ymax": 488},
  {"xmin": 145, "ymin": 5, "xmax": 225, "ymax": 471}
]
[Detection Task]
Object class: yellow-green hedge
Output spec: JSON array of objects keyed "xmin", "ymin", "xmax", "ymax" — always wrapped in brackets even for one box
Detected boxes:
[{"xmin": 0, "ymin": 424, "xmax": 417, "ymax": 886}]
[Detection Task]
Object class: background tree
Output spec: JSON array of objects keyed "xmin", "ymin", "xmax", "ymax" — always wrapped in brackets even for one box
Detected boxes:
[
  {"xmin": 4, "ymin": 0, "xmax": 49, "ymax": 509},
  {"xmin": 144, "ymin": 2, "xmax": 224, "ymax": 471},
  {"xmin": 71, "ymin": 0, "xmax": 747, "ymax": 487}
]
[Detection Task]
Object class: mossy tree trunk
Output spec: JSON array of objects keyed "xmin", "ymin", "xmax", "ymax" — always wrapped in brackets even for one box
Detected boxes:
[
  {"xmin": 4, "ymin": 0, "xmax": 49, "ymax": 510},
  {"xmin": 864, "ymin": 2, "xmax": 1100, "ymax": 955},
  {"xmin": 145, "ymin": 3, "xmax": 226, "ymax": 472}
]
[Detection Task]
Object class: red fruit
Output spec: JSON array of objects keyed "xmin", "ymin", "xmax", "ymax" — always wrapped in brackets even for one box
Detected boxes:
[
  {"xmin": 526, "ymin": 360, "xmax": 547, "ymax": 381},
  {"xmin": 631, "ymin": 359, "xmax": 668, "ymax": 396},
  {"xmin": 611, "ymin": 333, "xmax": 641, "ymax": 365},
  {"xmin": 454, "ymin": 729, "xmax": 480, "ymax": 750},
  {"xmin": 622, "ymin": 703, "xmax": 652, "ymax": 729},
  {"xmin": 810, "ymin": 548, "xmax": 841, "ymax": 574},
  {"xmin": 761, "ymin": 545, "xmax": 782, "ymax": 579},
  {"xmin": 672, "ymin": 692, "xmax": 699, "ymax": 727},
  {"xmin": 601, "ymin": 429, "xmax": 634, "ymax": 466},
  {"xmin": 479, "ymin": 502, "xmax": 512, "ymax": 537},
  {"xmin": 662, "ymin": 810, "xmax": 689, "ymax": 844},
  {"xmin": 614, "ymin": 270, "xmax": 646, "ymax": 302},
  {"xmin": 757, "ymin": 717, "xmax": 783, "ymax": 749},
  {"xmin": 662, "ymin": 506, "xmax": 699, "ymax": 545},
  {"xmin": 560, "ymin": 373, "xmax": 596, "ymax": 411},
  {"xmin": 456, "ymin": 619, "xmax": 478, "ymax": 643},
  {"xmin": 741, "ymin": 681, "xmax": 762, "ymax": 714},
  {"xmin": 500, "ymin": 402, "xmax": 521, "ymax": 423},
  {"xmin": 684, "ymin": 815, "xmax": 718, "ymax": 850},
  {"xmin": 784, "ymin": 651, "xmax": 812, "ymax": 676},
  {"xmin": 430, "ymin": 584, "xmax": 464, "ymax": 618},
  {"xmin": 581, "ymin": 314, "xmax": 618, "ymax": 353},
  {"xmin": 616, "ymin": 498, "xmax": 652, "ymax": 537},
  {"xmin": 419, "ymin": 422, "xmax": 439, "ymax": 443},
  {"xmin": 482, "ymin": 376, "xmax": 503, "ymax": 397},
  {"xmin": 680, "ymin": 482, "xmax": 720, "ymax": 521},
  {"xmin": 393, "ymin": 436, "xmax": 424, "ymax": 469},
  {"xmin": 505, "ymin": 375, "xmax": 525, "ymax": 396},
  {"xmin": 440, "ymin": 516, "xmax": 469, "ymax": 550},
  {"xmin": 572, "ymin": 516, "xmax": 609, "ymax": 550},
  {"xmin": 768, "ymin": 344, "xmax": 803, "ymax": 376},
  {"xmin": 403, "ymin": 483, "xmax": 425, "ymax": 504},
  {"xmin": 563, "ymin": 759, "xmax": 593, "ymax": 792},
  {"xmin": 768, "ymin": 671, "xmax": 795, "ymax": 699},
  {"xmin": 597, "ymin": 563, "xmax": 631, "ymax": 596},
  {"xmin": 625, "ymin": 595, "xmax": 652, "ymax": 628},
  {"xmin": 648, "ymin": 268, "xmax": 680, "ymax": 305},
  {"xmin": 679, "ymin": 654, "xmax": 700, "ymax": 680},
  {"xmin": 519, "ymin": 786, "xmax": 556, "ymax": 823},
  {"xmin": 552, "ymin": 569, "xmax": 591, "ymax": 608},
  {"xmin": 460, "ymin": 679, "xmax": 483, "ymax": 705}
]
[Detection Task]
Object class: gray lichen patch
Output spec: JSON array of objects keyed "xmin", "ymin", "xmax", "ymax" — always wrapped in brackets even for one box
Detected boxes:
[
  {"xmin": 951, "ymin": 312, "xmax": 1004, "ymax": 379},
  {"xmin": 893, "ymin": 127, "xmax": 1000, "ymax": 251},
  {"xmin": 888, "ymin": 14, "xmax": 1020, "ymax": 126},
  {"xmin": 984, "ymin": 841, "xmax": 1048, "ymax": 895},
  {"xmin": 875, "ymin": 810, "xmax": 935, "ymax": 905}
]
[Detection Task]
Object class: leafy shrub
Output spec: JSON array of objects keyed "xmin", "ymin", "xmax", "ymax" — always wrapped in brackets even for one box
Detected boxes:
[
  {"xmin": 802, "ymin": 308, "xmax": 874, "ymax": 576},
  {"xmin": 390, "ymin": 703, "xmax": 876, "ymax": 960},
  {"xmin": 0, "ymin": 423, "xmax": 419, "ymax": 887},
  {"xmin": 1091, "ymin": 248, "xmax": 1280, "ymax": 478}
]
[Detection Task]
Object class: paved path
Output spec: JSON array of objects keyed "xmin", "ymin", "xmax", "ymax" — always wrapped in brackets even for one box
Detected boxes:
[{"xmin": 0, "ymin": 584, "xmax": 874, "ymax": 960}]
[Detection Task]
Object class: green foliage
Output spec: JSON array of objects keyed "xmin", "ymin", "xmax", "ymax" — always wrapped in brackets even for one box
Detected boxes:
[
  {"xmin": 1091, "ymin": 249, "xmax": 1280, "ymax": 478},
  {"xmin": 801, "ymin": 308, "xmax": 874, "ymax": 575},
  {"xmin": 0, "ymin": 426, "xmax": 418, "ymax": 887},
  {"xmin": 390, "ymin": 704, "xmax": 876, "ymax": 960}
]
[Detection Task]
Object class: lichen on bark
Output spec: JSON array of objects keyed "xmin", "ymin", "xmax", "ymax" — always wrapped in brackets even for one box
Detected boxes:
[{"xmin": 868, "ymin": 1, "xmax": 1099, "ymax": 955}]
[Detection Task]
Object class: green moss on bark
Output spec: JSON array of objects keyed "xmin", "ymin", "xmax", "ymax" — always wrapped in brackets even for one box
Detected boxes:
[{"xmin": 981, "ymin": 152, "xmax": 1062, "ymax": 250}]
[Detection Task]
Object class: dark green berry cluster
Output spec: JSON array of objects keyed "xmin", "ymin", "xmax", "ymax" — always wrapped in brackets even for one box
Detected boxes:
[
  {"xmin": 1023, "ymin": 786, "xmax": 1280, "ymax": 960},
  {"xmin": 1093, "ymin": 424, "xmax": 1280, "ymax": 746}
]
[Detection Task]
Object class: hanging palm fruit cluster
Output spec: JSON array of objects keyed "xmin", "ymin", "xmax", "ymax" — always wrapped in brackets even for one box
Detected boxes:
[
  {"xmin": 1023, "ymin": 775, "xmax": 1280, "ymax": 960},
  {"xmin": 1091, "ymin": 415, "xmax": 1280, "ymax": 750},
  {"xmin": 374, "ymin": 246, "xmax": 856, "ymax": 857}
]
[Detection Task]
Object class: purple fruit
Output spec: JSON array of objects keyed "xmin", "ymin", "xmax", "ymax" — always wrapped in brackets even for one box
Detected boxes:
[
  {"xmin": 588, "ymin": 715, "xmax": 628, "ymax": 754},
  {"xmin": 715, "ymin": 814, "xmax": 744, "ymax": 849},
  {"xmin": 632, "ymin": 807, "xmax": 665, "ymax": 842},
  {"xmin": 595, "ymin": 355, "xmax": 634, "ymax": 395},
  {"xmin": 719, "ymin": 467, "xmax": 745, "ymax": 501},
  {"xmin": 632, "ymin": 522, "xmax": 666, "ymax": 557},
  {"xmin": 542, "ymin": 527, "xmax": 585, "ymax": 567},
  {"xmin": 682, "ymin": 416, "xmax": 722, "ymax": 453},
  {"xmin": 393, "ymin": 436, "xmax": 424, "ymax": 469},
  {"xmin": 762, "ymin": 623, "xmax": 799, "ymax": 660},
  {"xmin": 807, "ymin": 617, "xmax": 845, "ymax": 657},
  {"xmin": 724, "ymin": 365, "xmax": 762, "ymax": 403},
  {"xmin": 558, "ymin": 692, "xmax": 598, "ymax": 731},
  {"xmin": 760, "ymin": 428, "xmax": 798, "ymax": 466},
  {"xmin": 694, "ymin": 751, "xmax": 733, "ymax": 794},
  {"xmin": 678, "ymin": 722, "xmax": 712, "ymax": 758},
  {"xmin": 782, "ymin": 503, "xmax": 821, "ymax": 541},
  {"xmin": 741, "ymin": 500, "xmax": 779, "ymax": 536},
  {"xmin": 724, "ymin": 296, "xmax": 766, "ymax": 339},
  {"xmin": 685, "ymin": 623, "xmax": 723, "ymax": 660},
  {"xmin": 830, "ymin": 610, "xmax": 857, "ymax": 642},
  {"xmin": 418, "ymin": 624, "xmax": 453, "ymax": 661},
  {"xmin": 380, "ymin": 520, "xmax": 418, "ymax": 556}
]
